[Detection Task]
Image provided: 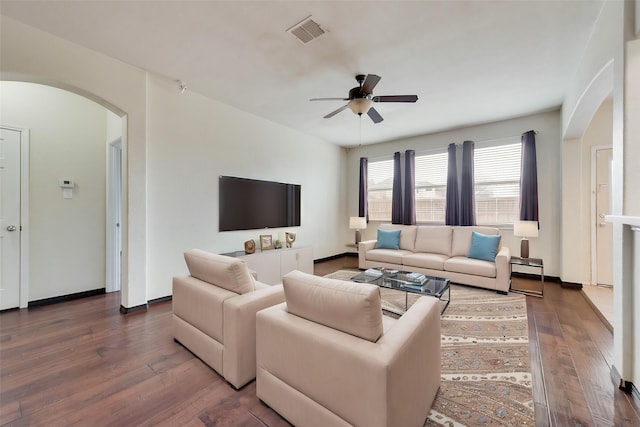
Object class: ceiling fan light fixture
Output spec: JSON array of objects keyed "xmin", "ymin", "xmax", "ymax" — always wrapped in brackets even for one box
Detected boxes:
[{"xmin": 347, "ymin": 98, "xmax": 373, "ymax": 115}]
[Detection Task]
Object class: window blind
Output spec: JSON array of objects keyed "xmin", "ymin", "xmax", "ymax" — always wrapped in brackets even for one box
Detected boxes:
[{"xmin": 474, "ymin": 142, "xmax": 521, "ymax": 225}]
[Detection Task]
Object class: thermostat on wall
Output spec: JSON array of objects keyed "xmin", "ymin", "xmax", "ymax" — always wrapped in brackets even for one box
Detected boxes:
[{"xmin": 58, "ymin": 178, "xmax": 75, "ymax": 188}]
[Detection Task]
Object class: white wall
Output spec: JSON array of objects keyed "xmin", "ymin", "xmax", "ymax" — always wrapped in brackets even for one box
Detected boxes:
[
  {"xmin": 1, "ymin": 15, "xmax": 148, "ymax": 308},
  {"xmin": 562, "ymin": 98, "xmax": 613, "ymax": 284},
  {"xmin": 625, "ymin": 38, "xmax": 640, "ymax": 216},
  {"xmin": 583, "ymin": 99, "xmax": 613, "ymax": 281},
  {"xmin": 346, "ymin": 110, "xmax": 562, "ymax": 278},
  {"xmin": 0, "ymin": 82, "xmax": 107, "ymax": 300},
  {"xmin": 106, "ymin": 111, "xmax": 122, "ymax": 143},
  {"xmin": 146, "ymin": 74, "xmax": 347, "ymax": 299},
  {"xmin": 1, "ymin": 15, "xmax": 349, "ymax": 306},
  {"xmin": 561, "ymin": 0, "xmax": 638, "ymax": 391}
]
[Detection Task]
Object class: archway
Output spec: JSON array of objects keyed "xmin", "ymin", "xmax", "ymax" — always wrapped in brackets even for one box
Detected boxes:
[{"xmin": 0, "ymin": 80, "xmax": 127, "ymax": 308}]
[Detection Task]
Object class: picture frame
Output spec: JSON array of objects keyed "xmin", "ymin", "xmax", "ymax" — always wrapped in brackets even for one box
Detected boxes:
[
  {"xmin": 244, "ymin": 239, "xmax": 256, "ymax": 254},
  {"xmin": 260, "ymin": 234, "xmax": 273, "ymax": 250}
]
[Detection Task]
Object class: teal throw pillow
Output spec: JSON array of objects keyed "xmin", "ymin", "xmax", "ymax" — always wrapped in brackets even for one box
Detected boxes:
[
  {"xmin": 467, "ymin": 231, "xmax": 501, "ymax": 262},
  {"xmin": 375, "ymin": 229, "xmax": 401, "ymax": 250}
]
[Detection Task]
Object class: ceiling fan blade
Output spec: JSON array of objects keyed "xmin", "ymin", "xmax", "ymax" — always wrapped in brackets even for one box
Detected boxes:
[
  {"xmin": 367, "ymin": 107, "xmax": 384, "ymax": 123},
  {"xmin": 372, "ymin": 95, "xmax": 418, "ymax": 103},
  {"xmin": 324, "ymin": 105, "xmax": 349, "ymax": 118},
  {"xmin": 310, "ymin": 97, "xmax": 349, "ymax": 101},
  {"xmin": 361, "ymin": 74, "xmax": 381, "ymax": 94}
]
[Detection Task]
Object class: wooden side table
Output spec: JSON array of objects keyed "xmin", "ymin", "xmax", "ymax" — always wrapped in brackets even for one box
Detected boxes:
[{"xmin": 510, "ymin": 257, "xmax": 544, "ymax": 297}]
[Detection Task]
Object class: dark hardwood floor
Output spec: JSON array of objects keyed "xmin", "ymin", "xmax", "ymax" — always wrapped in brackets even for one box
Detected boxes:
[{"xmin": 1, "ymin": 255, "xmax": 638, "ymax": 426}]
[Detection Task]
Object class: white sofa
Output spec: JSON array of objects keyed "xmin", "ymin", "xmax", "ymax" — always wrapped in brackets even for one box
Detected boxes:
[{"xmin": 358, "ymin": 224, "xmax": 511, "ymax": 293}]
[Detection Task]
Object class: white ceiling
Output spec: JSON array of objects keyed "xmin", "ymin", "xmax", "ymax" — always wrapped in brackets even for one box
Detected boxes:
[{"xmin": 0, "ymin": 0, "xmax": 604, "ymax": 147}]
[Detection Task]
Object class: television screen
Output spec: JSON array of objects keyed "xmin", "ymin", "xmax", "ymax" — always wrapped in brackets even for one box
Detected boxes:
[{"xmin": 219, "ymin": 176, "xmax": 301, "ymax": 232}]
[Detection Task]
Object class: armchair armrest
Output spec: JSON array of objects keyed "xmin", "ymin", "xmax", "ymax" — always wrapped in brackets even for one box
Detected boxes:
[
  {"xmin": 223, "ymin": 283, "xmax": 285, "ymax": 388},
  {"xmin": 495, "ymin": 245, "xmax": 511, "ymax": 292},
  {"xmin": 358, "ymin": 239, "xmax": 377, "ymax": 269}
]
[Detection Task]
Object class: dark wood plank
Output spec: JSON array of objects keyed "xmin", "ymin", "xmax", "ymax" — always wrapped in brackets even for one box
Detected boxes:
[{"xmin": 1, "ymin": 256, "xmax": 638, "ymax": 427}]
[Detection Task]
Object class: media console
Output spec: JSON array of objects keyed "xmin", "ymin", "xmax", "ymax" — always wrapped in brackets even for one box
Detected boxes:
[{"xmin": 222, "ymin": 246, "xmax": 313, "ymax": 285}]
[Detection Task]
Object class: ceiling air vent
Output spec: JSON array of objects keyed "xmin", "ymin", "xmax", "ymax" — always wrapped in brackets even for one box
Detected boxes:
[{"xmin": 287, "ymin": 16, "xmax": 326, "ymax": 44}]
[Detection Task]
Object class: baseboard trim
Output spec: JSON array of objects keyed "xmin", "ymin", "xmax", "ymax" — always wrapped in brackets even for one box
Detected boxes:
[
  {"xmin": 611, "ymin": 366, "xmax": 640, "ymax": 403},
  {"xmin": 511, "ymin": 272, "xmax": 561, "ymax": 283},
  {"xmin": 314, "ymin": 252, "xmax": 356, "ymax": 264},
  {"xmin": 560, "ymin": 281, "xmax": 583, "ymax": 289},
  {"xmin": 120, "ymin": 304, "xmax": 147, "ymax": 314},
  {"xmin": 28, "ymin": 288, "xmax": 106, "ymax": 308},
  {"xmin": 120, "ymin": 296, "xmax": 171, "ymax": 313},
  {"xmin": 148, "ymin": 295, "xmax": 172, "ymax": 305},
  {"xmin": 580, "ymin": 290, "xmax": 613, "ymax": 332}
]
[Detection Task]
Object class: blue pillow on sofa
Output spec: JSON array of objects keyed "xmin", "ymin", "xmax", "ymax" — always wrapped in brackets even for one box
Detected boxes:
[
  {"xmin": 467, "ymin": 231, "xmax": 501, "ymax": 262},
  {"xmin": 375, "ymin": 229, "xmax": 401, "ymax": 250}
]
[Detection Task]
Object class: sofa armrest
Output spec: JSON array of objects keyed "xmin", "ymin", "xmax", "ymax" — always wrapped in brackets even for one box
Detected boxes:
[
  {"xmin": 495, "ymin": 245, "xmax": 511, "ymax": 292},
  {"xmin": 358, "ymin": 239, "xmax": 377, "ymax": 269},
  {"xmin": 223, "ymin": 283, "xmax": 285, "ymax": 388},
  {"xmin": 257, "ymin": 297, "xmax": 440, "ymax": 427}
]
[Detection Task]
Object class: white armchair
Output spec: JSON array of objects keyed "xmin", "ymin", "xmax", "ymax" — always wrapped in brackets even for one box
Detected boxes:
[
  {"xmin": 172, "ymin": 249, "xmax": 285, "ymax": 389},
  {"xmin": 256, "ymin": 270, "xmax": 441, "ymax": 426}
]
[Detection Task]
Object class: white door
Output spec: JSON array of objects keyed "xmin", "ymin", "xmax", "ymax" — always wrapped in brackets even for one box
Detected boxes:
[
  {"xmin": 595, "ymin": 148, "xmax": 613, "ymax": 286},
  {"xmin": 0, "ymin": 128, "xmax": 21, "ymax": 310},
  {"xmin": 106, "ymin": 140, "xmax": 122, "ymax": 293}
]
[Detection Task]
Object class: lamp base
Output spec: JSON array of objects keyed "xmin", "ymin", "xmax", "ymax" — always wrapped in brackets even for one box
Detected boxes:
[
  {"xmin": 520, "ymin": 238, "xmax": 530, "ymax": 259},
  {"xmin": 355, "ymin": 230, "xmax": 362, "ymax": 245}
]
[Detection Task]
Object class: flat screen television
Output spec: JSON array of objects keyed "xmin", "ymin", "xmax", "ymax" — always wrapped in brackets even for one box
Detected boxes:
[{"xmin": 219, "ymin": 176, "xmax": 301, "ymax": 232}]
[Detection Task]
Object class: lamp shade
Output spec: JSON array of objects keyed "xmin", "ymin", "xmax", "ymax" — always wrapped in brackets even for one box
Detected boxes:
[
  {"xmin": 347, "ymin": 98, "xmax": 373, "ymax": 115},
  {"xmin": 513, "ymin": 220, "xmax": 539, "ymax": 238},
  {"xmin": 349, "ymin": 216, "xmax": 367, "ymax": 230}
]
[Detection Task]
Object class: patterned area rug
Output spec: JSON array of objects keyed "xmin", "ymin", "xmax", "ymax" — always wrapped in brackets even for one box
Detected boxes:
[{"xmin": 324, "ymin": 270, "xmax": 534, "ymax": 427}]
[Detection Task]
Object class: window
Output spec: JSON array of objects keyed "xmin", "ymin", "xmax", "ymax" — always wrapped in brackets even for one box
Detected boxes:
[
  {"xmin": 474, "ymin": 142, "xmax": 522, "ymax": 225},
  {"xmin": 414, "ymin": 152, "xmax": 448, "ymax": 223},
  {"xmin": 367, "ymin": 159, "xmax": 394, "ymax": 221},
  {"xmin": 366, "ymin": 141, "xmax": 522, "ymax": 225}
]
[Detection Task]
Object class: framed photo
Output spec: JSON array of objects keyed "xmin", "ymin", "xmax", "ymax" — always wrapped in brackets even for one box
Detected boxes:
[
  {"xmin": 260, "ymin": 234, "xmax": 273, "ymax": 250},
  {"xmin": 244, "ymin": 239, "xmax": 256, "ymax": 254}
]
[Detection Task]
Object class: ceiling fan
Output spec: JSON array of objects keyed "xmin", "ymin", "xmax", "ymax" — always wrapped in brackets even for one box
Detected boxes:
[{"xmin": 310, "ymin": 74, "xmax": 418, "ymax": 123}]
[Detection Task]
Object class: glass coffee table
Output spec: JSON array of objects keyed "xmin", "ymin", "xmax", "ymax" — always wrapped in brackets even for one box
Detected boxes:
[{"xmin": 351, "ymin": 268, "xmax": 450, "ymax": 314}]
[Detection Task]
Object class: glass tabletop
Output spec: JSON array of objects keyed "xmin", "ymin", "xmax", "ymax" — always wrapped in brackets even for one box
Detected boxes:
[{"xmin": 351, "ymin": 268, "xmax": 450, "ymax": 298}]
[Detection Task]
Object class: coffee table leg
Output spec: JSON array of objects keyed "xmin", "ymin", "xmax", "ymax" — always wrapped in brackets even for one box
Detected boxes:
[{"xmin": 440, "ymin": 286, "xmax": 451, "ymax": 314}]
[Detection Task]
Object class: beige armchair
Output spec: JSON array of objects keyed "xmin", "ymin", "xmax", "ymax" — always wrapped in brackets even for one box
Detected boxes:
[
  {"xmin": 172, "ymin": 249, "xmax": 285, "ymax": 389},
  {"xmin": 256, "ymin": 270, "xmax": 441, "ymax": 427}
]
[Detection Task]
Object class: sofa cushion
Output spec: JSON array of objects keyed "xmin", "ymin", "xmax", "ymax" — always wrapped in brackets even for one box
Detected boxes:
[
  {"xmin": 467, "ymin": 231, "xmax": 502, "ymax": 262},
  {"xmin": 282, "ymin": 270, "xmax": 383, "ymax": 343},
  {"xmin": 451, "ymin": 226, "xmax": 500, "ymax": 257},
  {"xmin": 444, "ymin": 256, "xmax": 497, "ymax": 278},
  {"xmin": 402, "ymin": 253, "xmax": 450, "ymax": 270},
  {"xmin": 367, "ymin": 248, "xmax": 413, "ymax": 265},
  {"xmin": 184, "ymin": 249, "xmax": 255, "ymax": 294},
  {"xmin": 375, "ymin": 228, "xmax": 401, "ymax": 250},
  {"xmin": 379, "ymin": 224, "xmax": 417, "ymax": 251},
  {"xmin": 414, "ymin": 226, "xmax": 453, "ymax": 256}
]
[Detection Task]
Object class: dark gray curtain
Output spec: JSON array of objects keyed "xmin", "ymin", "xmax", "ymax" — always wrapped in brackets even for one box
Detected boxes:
[
  {"xmin": 459, "ymin": 140, "xmax": 476, "ymax": 226},
  {"xmin": 445, "ymin": 143, "xmax": 460, "ymax": 225},
  {"xmin": 391, "ymin": 152, "xmax": 403, "ymax": 224},
  {"xmin": 520, "ymin": 130, "xmax": 539, "ymax": 222},
  {"xmin": 403, "ymin": 150, "xmax": 416, "ymax": 225},
  {"xmin": 358, "ymin": 157, "xmax": 368, "ymax": 221}
]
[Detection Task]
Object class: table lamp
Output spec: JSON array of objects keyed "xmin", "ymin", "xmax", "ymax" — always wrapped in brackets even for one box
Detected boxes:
[
  {"xmin": 349, "ymin": 216, "xmax": 367, "ymax": 245},
  {"xmin": 513, "ymin": 220, "xmax": 538, "ymax": 259}
]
